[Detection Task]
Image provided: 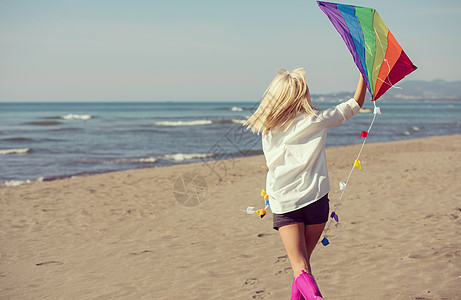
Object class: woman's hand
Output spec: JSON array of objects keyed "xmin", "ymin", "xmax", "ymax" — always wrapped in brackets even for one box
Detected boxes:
[{"xmin": 353, "ymin": 75, "xmax": 367, "ymax": 108}]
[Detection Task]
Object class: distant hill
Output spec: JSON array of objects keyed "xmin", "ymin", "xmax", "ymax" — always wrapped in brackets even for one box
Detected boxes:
[
  {"xmin": 312, "ymin": 79, "xmax": 461, "ymax": 102},
  {"xmin": 382, "ymin": 79, "xmax": 461, "ymax": 101}
]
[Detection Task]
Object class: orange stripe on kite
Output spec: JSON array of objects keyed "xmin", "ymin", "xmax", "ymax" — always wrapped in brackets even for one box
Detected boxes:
[{"xmin": 374, "ymin": 32, "xmax": 403, "ymax": 99}]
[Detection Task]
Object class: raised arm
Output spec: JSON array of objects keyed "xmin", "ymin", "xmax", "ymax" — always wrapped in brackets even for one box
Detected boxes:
[{"xmin": 353, "ymin": 75, "xmax": 367, "ymax": 108}]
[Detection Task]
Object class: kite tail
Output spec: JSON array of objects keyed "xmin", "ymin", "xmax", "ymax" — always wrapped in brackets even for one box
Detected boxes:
[{"xmin": 320, "ymin": 100, "xmax": 379, "ymax": 246}]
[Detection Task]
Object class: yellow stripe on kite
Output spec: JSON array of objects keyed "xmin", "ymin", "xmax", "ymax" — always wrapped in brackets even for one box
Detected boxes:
[{"xmin": 371, "ymin": 11, "xmax": 389, "ymax": 98}]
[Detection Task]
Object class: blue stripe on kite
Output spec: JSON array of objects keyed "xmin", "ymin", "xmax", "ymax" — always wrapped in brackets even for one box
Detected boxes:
[
  {"xmin": 336, "ymin": 3, "xmax": 370, "ymax": 91},
  {"xmin": 318, "ymin": 2, "xmax": 362, "ymax": 80}
]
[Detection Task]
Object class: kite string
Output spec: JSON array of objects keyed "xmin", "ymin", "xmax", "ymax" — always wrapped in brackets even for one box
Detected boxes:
[
  {"xmin": 320, "ymin": 28, "xmax": 393, "ymax": 246},
  {"xmin": 320, "ymin": 101, "xmax": 378, "ymax": 243},
  {"xmin": 321, "ymin": 28, "xmax": 391, "ymax": 244}
]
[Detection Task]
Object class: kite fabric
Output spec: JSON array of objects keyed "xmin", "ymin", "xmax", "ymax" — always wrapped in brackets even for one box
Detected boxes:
[{"xmin": 317, "ymin": 1, "xmax": 417, "ymax": 101}]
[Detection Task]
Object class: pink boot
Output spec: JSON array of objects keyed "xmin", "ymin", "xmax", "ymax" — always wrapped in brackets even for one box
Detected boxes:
[
  {"xmin": 295, "ymin": 270, "xmax": 324, "ymax": 300},
  {"xmin": 291, "ymin": 277, "xmax": 305, "ymax": 300}
]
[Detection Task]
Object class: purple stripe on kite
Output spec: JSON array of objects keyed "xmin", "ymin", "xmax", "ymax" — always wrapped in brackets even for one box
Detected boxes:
[
  {"xmin": 318, "ymin": 2, "xmax": 369, "ymax": 91},
  {"xmin": 336, "ymin": 3, "xmax": 370, "ymax": 92}
]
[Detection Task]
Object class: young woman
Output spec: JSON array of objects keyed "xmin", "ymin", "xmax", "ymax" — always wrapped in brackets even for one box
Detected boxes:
[{"xmin": 244, "ymin": 68, "xmax": 366, "ymax": 299}]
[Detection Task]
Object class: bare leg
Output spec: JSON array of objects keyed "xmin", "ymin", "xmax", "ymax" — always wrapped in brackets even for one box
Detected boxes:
[
  {"xmin": 281, "ymin": 222, "xmax": 327, "ymax": 299},
  {"xmin": 304, "ymin": 223, "xmax": 326, "ymax": 262},
  {"xmin": 278, "ymin": 223, "xmax": 310, "ymax": 277}
]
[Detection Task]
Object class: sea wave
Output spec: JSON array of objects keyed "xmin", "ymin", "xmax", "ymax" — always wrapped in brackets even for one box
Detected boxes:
[
  {"xmin": 153, "ymin": 120, "xmax": 213, "ymax": 126},
  {"xmin": 152, "ymin": 118, "xmax": 248, "ymax": 126},
  {"xmin": 102, "ymin": 157, "xmax": 158, "ymax": 165},
  {"xmin": 49, "ymin": 127, "xmax": 83, "ymax": 132},
  {"xmin": 1, "ymin": 177, "xmax": 44, "ymax": 187},
  {"xmin": 61, "ymin": 114, "xmax": 92, "ymax": 120},
  {"xmin": 163, "ymin": 153, "xmax": 214, "ymax": 161},
  {"xmin": 2, "ymin": 137, "xmax": 33, "ymax": 143},
  {"xmin": 0, "ymin": 148, "xmax": 31, "ymax": 155},
  {"xmin": 212, "ymin": 119, "xmax": 234, "ymax": 124},
  {"xmin": 402, "ymin": 126, "xmax": 421, "ymax": 136},
  {"xmin": 102, "ymin": 152, "xmax": 214, "ymax": 165},
  {"xmin": 137, "ymin": 157, "xmax": 157, "ymax": 163},
  {"xmin": 231, "ymin": 119, "xmax": 247, "ymax": 125},
  {"xmin": 225, "ymin": 106, "xmax": 253, "ymax": 111},
  {"xmin": 27, "ymin": 121, "xmax": 61, "ymax": 126}
]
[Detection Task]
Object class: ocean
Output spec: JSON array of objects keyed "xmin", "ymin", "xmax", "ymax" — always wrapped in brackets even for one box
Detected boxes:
[{"xmin": 1, "ymin": 101, "xmax": 460, "ymax": 186}]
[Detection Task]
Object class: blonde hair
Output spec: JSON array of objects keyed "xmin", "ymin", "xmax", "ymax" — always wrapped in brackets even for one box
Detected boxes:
[{"xmin": 244, "ymin": 68, "xmax": 317, "ymax": 135}]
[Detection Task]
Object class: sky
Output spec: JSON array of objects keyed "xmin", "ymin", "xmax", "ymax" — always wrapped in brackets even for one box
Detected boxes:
[{"xmin": 0, "ymin": 0, "xmax": 460, "ymax": 102}]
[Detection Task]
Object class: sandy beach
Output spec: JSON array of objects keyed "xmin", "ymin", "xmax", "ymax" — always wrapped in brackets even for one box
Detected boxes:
[{"xmin": 1, "ymin": 134, "xmax": 460, "ymax": 300}]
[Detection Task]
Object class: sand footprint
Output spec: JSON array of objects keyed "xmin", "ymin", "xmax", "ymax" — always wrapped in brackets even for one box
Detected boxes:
[
  {"xmin": 35, "ymin": 261, "xmax": 63, "ymax": 266},
  {"xmin": 252, "ymin": 290, "xmax": 270, "ymax": 299},
  {"xmin": 129, "ymin": 250, "xmax": 152, "ymax": 255},
  {"xmin": 274, "ymin": 255, "xmax": 288, "ymax": 264},
  {"xmin": 275, "ymin": 267, "xmax": 292, "ymax": 276},
  {"xmin": 244, "ymin": 278, "xmax": 258, "ymax": 286}
]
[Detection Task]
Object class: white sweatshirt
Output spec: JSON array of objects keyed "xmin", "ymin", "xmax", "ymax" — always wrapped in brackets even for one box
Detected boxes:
[{"xmin": 262, "ymin": 98, "xmax": 361, "ymax": 214}]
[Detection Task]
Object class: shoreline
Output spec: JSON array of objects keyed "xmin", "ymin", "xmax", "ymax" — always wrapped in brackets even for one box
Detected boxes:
[
  {"xmin": 1, "ymin": 134, "xmax": 460, "ymax": 299},
  {"xmin": 2, "ymin": 100, "xmax": 460, "ymax": 186},
  {"xmin": 2, "ymin": 133, "xmax": 460, "ymax": 188}
]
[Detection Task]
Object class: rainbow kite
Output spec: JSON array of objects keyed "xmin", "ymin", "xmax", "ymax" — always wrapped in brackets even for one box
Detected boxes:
[{"xmin": 318, "ymin": 1, "xmax": 417, "ymax": 101}]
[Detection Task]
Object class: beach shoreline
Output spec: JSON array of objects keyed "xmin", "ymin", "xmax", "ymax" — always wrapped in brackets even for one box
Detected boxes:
[
  {"xmin": 2, "ymin": 101, "xmax": 461, "ymax": 185},
  {"xmin": 0, "ymin": 132, "xmax": 456, "ymax": 188},
  {"xmin": 1, "ymin": 134, "xmax": 460, "ymax": 299}
]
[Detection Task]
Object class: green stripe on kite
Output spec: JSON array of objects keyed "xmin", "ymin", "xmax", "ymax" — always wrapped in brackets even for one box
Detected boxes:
[{"xmin": 354, "ymin": 6, "xmax": 375, "ymax": 97}]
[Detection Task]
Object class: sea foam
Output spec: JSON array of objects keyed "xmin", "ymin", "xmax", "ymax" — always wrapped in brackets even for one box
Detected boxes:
[
  {"xmin": 137, "ymin": 157, "xmax": 157, "ymax": 163},
  {"xmin": 2, "ymin": 177, "xmax": 44, "ymax": 187},
  {"xmin": 61, "ymin": 114, "xmax": 92, "ymax": 120},
  {"xmin": 164, "ymin": 153, "xmax": 214, "ymax": 161},
  {"xmin": 0, "ymin": 148, "xmax": 31, "ymax": 155},
  {"xmin": 153, "ymin": 120, "xmax": 213, "ymax": 126},
  {"xmin": 102, "ymin": 153, "xmax": 213, "ymax": 165},
  {"xmin": 153, "ymin": 119, "xmax": 248, "ymax": 126},
  {"xmin": 231, "ymin": 119, "xmax": 247, "ymax": 125}
]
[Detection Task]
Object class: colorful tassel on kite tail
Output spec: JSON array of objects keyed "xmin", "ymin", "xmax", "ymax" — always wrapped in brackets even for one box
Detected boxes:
[{"xmin": 242, "ymin": 189, "xmax": 270, "ymax": 218}]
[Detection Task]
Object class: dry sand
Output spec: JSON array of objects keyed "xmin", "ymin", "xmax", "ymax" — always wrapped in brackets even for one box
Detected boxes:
[{"xmin": 1, "ymin": 135, "xmax": 460, "ymax": 300}]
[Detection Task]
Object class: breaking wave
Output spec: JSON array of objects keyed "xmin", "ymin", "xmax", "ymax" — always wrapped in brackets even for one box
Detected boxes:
[
  {"xmin": 61, "ymin": 114, "xmax": 92, "ymax": 120},
  {"xmin": 163, "ymin": 153, "xmax": 214, "ymax": 161},
  {"xmin": 152, "ymin": 118, "xmax": 248, "ymax": 126},
  {"xmin": 1, "ymin": 177, "xmax": 44, "ymax": 187},
  {"xmin": 0, "ymin": 148, "xmax": 31, "ymax": 155},
  {"xmin": 102, "ymin": 152, "xmax": 215, "ymax": 165},
  {"xmin": 153, "ymin": 120, "xmax": 213, "ymax": 126}
]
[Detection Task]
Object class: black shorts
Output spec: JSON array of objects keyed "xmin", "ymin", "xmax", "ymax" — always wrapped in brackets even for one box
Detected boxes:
[{"xmin": 273, "ymin": 193, "xmax": 330, "ymax": 230}]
